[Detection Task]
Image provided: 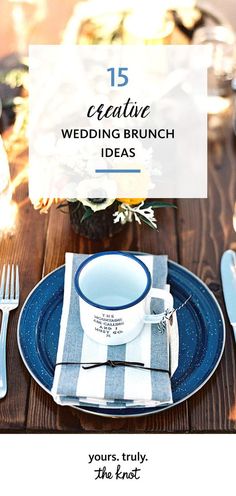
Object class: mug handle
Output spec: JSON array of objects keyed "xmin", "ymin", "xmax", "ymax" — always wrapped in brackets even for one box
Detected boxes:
[{"xmin": 143, "ymin": 288, "xmax": 174, "ymax": 324}]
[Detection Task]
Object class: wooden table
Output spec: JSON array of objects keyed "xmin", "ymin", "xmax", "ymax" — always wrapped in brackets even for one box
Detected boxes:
[{"xmin": 0, "ymin": 119, "xmax": 236, "ymax": 433}]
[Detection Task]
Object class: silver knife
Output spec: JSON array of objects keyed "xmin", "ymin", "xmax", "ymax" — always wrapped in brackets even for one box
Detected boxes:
[{"xmin": 221, "ymin": 249, "xmax": 236, "ymax": 343}]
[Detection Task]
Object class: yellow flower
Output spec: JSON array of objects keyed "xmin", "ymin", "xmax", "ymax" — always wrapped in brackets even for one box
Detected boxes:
[
  {"xmin": 33, "ymin": 198, "xmax": 61, "ymax": 214},
  {"xmin": 116, "ymin": 163, "xmax": 151, "ymax": 200},
  {"xmin": 117, "ymin": 198, "xmax": 146, "ymax": 205}
]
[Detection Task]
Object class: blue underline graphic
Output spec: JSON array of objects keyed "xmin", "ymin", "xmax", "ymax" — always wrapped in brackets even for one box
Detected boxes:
[{"xmin": 95, "ymin": 169, "xmax": 141, "ymax": 173}]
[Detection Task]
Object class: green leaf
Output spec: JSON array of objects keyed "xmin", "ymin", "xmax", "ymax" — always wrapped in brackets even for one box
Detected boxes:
[
  {"xmin": 57, "ymin": 202, "xmax": 68, "ymax": 209},
  {"xmin": 138, "ymin": 213, "xmax": 157, "ymax": 230},
  {"xmin": 80, "ymin": 206, "xmax": 94, "ymax": 223},
  {"xmin": 144, "ymin": 201, "xmax": 177, "ymax": 209}
]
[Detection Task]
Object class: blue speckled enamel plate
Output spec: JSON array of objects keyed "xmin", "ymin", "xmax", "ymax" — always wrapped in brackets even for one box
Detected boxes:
[{"xmin": 17, "ymin": 255, "xmax": 225, "ymax": 418}]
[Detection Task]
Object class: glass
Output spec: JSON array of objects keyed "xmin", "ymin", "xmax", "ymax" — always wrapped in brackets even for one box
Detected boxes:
[
  {"xmin": 192, "ymin": 25, "xmax": 236, "ymax": 114},
  {"xmin": 8, "ymin": 0, "xmax": 47, "ymax": 58}
]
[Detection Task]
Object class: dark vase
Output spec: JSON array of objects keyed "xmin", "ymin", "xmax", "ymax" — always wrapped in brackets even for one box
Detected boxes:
[{"xmin": 68, "ymin": 201, "xmax": 127, "ymax": 241}]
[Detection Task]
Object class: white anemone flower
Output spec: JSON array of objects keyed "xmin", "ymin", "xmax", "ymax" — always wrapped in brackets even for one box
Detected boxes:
[
  {"xmin": 78, "ymin": 197, "xmax": 115, "ymax": 212},
  {"xmin": 76, "ymin": 178, "xmax": 116, "ymax": 212}
]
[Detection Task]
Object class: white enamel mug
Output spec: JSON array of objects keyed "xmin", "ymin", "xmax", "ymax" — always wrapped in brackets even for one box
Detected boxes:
[{"xmin": 74, "ymin": 252, "xmax": 173, "ymax": 346}]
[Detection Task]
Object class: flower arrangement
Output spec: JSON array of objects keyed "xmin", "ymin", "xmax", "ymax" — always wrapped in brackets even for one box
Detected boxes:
[
  {"xmin": 33, "ymin": 133, "xmax": 174, "ymax": 239},
  {"xmin": 34, "ymin": 197, "xmax": 175, "ymax": 240}
]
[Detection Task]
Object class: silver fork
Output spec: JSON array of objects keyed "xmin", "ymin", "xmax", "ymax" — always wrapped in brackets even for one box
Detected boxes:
[{"xmin": 0, "ymin": 265, "xmax": 19, "ymax": 399}]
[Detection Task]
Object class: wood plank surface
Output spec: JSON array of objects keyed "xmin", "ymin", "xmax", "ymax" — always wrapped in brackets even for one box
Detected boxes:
[
  {"xmin": 177, "ymin": 125, "xmax": 236, "ymax": 432},
  {"xmin": 0, "ymin": 158, "xmax": 48, "ymax": 430}
]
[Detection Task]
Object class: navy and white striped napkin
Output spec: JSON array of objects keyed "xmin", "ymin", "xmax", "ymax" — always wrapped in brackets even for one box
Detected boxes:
[{"xmin": 51, "ymin": 253, "xmax": 179, "ymax": 408}]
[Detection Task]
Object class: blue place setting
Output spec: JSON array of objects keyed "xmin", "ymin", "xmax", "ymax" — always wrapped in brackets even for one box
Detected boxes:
[{"xmin": 17, "ymin": 250, "xmax": 225, "ymax": 418}]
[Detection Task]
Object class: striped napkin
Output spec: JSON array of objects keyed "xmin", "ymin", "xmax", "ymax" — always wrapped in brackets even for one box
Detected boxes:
[{"xmin": 51, "ymin": 253, "xmax": 179, "ymax": 408}]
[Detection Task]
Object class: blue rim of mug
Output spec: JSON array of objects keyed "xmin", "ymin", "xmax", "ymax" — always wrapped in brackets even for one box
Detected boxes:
[{"xmin": 74, "ymin": 251, "xmax": 152, "ymax": 311}]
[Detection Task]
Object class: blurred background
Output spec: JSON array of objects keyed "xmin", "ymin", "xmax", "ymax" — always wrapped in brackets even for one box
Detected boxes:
[
  {"xmin": 1, "ymin": 0, "xmax": 236, "ymax": 236},
  {"xmin": 0, "ymin": 1, "xmax": 235, "ymax": 57},
  {"xmin": 0, "ymin": 0, "xmax": 75, "ymax": 57}
]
